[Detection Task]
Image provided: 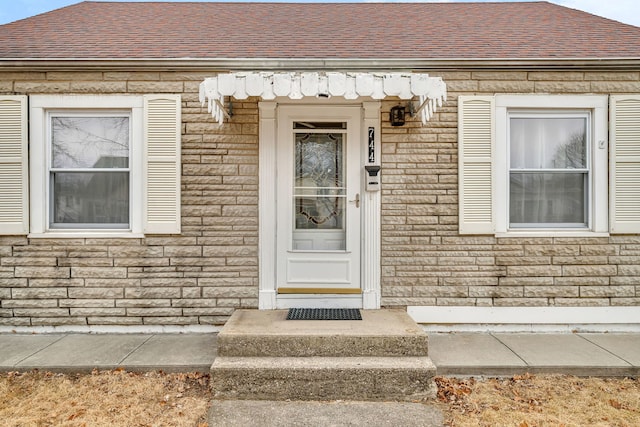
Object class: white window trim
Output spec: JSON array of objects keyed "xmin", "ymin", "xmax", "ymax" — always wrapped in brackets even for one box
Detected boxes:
[
  {"xmin": 495, "ymin": 95, "xmax": 608, "ymax": 236},
  {"xmin": 30, "ymin": 95, "xmax": 144, "ymax": 237}
]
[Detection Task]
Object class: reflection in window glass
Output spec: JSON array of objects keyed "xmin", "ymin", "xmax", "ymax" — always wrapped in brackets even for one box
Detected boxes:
[
  {"xmin": 292, "ymin": 124, "xmax": 347, "ymax": 251},
  {"xmin": 52, "ymin": 117, "xmax": 129, "ymax": 168},
  {"xmin": 294, "ymin": 132, "xmax": 344, "ymax": 230},
  {"xmin": 509, "ymin": 115, "xmax": 589, "ymax": 228},
  {"xmin": 50, "ymin": 116, "xmax": 130, "ymax": 228},
  {"xmin": 510, "ymin": 117, "xmax": 586, "ymax": 169},
  {"xmin": 510, "ymin": 173, "xmax": 586, "ymax": 225}
]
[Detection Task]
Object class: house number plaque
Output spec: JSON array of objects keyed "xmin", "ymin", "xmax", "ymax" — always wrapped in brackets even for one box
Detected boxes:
[{"xmin": 368, "ymin": 127, "xmax": 375, "ymax": 163}]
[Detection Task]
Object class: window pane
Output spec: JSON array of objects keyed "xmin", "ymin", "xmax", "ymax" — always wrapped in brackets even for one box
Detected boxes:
[
  {"xmin": 294, "ymin": 122, "xmax": 346, "ymax": 130},
  {"xmin": 294, "ymin": 132, "xmax": 345, "ymax": 229},
  {"xmin": 510, "ymin": 117, "xmax": 587, "ymax": 169},
  {"xmin": 52, "ymin": 172, "xmax": 129, "ymax": 227},
  {"xmin": 293, "ymin": 130, "xmax": 346, "ymax": 251},
  {"xmin": 295, "ymin": 196, "xmax": 344, "ymax": 230},
  {"xmin": 52, "ymin": 117, "xmax": 129, "ymax": 169},
  {"xmin": 294, "ymin": 133, "xmax": 345, "ymax": 229},
  {"xmin": 295, "ymin": 133, "xmax": 344, "ymax": 189},
  {"xmin": 510, "ymin": 172, "xmax": 586, "ymax": 226}
]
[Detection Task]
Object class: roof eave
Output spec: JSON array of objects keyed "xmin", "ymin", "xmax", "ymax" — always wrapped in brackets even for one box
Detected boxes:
[{"xmin": 1, "ymin": 57, "xmax": 640, "ymax": 72}]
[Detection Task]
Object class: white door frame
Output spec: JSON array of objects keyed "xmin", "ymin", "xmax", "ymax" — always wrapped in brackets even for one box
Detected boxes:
[{"xmin": 258, "ymin": 100, "xmax": 381, "ymax": 309}]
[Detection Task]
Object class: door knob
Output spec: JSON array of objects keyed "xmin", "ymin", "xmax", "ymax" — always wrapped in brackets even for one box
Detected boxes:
[{"xmin": 349, "ymin": 193, "xmax": 360, "ymax": 208}]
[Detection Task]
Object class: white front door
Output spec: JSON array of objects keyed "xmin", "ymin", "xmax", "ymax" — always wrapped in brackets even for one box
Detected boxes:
[{"xmin": 275, "ymin": 106, "xmax": 362, "ymax": 306}]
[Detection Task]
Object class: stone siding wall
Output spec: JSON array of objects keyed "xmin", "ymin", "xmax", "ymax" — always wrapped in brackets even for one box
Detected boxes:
[
  {"xmin": 0, "ymin": 71, "xmax": 259, "ymax": 326},
  {"xmin": 380, "ymin": 70, "xmax": 640, "ymax": 308},
  {"xmin": 1, "ymin": 69, "xmax": 640, "ymax": 327}
]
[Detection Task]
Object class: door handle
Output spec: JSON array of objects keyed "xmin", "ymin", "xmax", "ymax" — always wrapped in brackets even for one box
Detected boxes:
[{"xmin": 349, "ymin": 193, "xmax": 360, "ymax": 208}]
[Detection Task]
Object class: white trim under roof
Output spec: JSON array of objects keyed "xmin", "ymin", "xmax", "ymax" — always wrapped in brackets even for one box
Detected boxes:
[
  {"xmin": 4, "ymin": 58, "xmax": 640, "ymax": 73},
  {"xmin": 198, "ymin": 71, "xmax": 447, "ymax": 124}
]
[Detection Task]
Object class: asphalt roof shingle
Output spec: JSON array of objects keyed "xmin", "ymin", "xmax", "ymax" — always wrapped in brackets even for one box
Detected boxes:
[{"xmin": 1, "ymin": 1, "xmax": 639, "ymax": 60}]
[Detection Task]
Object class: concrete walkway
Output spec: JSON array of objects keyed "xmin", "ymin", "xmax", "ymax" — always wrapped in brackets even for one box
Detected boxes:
[
  {"xmin": 429, "ymin": 332, "xmax": 640, "ymax": 377},
  {"xmin": 0, "ymin": 332, "xmax": 639, "ymax": 377},
  {"xmin": 208, "ymin": 400, "xmax": 444, "ymax": 427},
  {"xmin": 0, "ymin": 333, "xmax": 216, "ymax": 373}
]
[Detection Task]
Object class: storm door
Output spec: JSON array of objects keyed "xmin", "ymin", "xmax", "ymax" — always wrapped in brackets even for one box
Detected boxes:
[{"xmin": 276, "ymin": 106, "xmax": 361, "ymax": 299}]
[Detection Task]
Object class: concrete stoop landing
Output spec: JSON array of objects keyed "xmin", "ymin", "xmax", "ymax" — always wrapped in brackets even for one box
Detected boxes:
[{"xmin": 210, "ymin": 309, "xmax": 437, "ymax": 401}]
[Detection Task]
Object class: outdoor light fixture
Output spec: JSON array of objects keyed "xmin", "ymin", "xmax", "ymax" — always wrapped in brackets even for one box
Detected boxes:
[{"xmin": 390, "ymin": 105, "xmax": 406, "ymax": 126}]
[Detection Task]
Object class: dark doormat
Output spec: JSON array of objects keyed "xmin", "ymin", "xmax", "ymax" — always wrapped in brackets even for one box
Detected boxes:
[{"xmin": 286, "ymin": 308, "xmax": 362, "ymax": 320}]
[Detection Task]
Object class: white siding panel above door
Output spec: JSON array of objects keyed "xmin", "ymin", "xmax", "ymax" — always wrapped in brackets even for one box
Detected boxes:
[
  {"xmin": 143, "ymin": 95, "xmax": 181, "ymax": 234},
  {"xmin": 610, "ymin": 95, "xmax": 640, "ymax": 233},
  {"xmin": 458, "ymin": 96, "xmax": 495, "ymax": 235},
  {"xmin": 0, "ymin": 96, "xmax": 28, "ymax": 234}
]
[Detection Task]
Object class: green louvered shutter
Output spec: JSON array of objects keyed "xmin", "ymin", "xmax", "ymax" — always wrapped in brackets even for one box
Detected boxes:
[
  {"xmin": 610, "ymin": 95, "xmax": 640, "ymax": 233},
  {"xmin": 143, "ymin": 95, "xmax": 181, "ymax": 234},
  {"xmin": 0, "ymin": 96, "xmax": 28, "ymax": 234},
  {"xmin": 458, "ymin": 96, "xmax": 495, "ymax": 234}
]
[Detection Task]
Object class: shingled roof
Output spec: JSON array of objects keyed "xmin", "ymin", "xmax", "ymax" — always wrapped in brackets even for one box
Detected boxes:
[{"xmin": 1, "ymin": 1, "xmax": 640, "ymax": 61}]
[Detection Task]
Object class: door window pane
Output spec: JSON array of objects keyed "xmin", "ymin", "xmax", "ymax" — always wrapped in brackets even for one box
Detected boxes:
[
  {"xmin": 294, "ymin": 132, "xmax": 345, "ymax": 230},
  {"xmin": 293, "ymin": 126, "xmax": 346, "ymax": 250},
  {"xmin": 295, "ymin": 197, "xmax": 344, "ymax": 229}
]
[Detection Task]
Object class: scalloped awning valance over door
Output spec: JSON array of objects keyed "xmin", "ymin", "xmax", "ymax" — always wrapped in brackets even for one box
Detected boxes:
[{"xmin": 198, "ymin": 72, "xmax": 447, "ymax": 125}]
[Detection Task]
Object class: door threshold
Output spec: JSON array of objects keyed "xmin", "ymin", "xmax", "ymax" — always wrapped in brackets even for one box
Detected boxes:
[
  {"xmin": 276, "ymin": 293, "xmax": 362, "ymax": 309},
  {"xmin": 278, "ymin": 287, "xmax": 362, "ymax": 295}
]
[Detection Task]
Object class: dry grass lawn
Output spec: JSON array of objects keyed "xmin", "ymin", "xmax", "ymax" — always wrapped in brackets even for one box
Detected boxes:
[
  {"xmin": 0, "ymin": 369, "xmax": 211, "ymax": 427},
  {"xmin": 437, "ymin": 374, "xmax": 640, "ymax": 427},
  {"xmin": 0, "ymin": 370, "xmax": 639, "ymax": 426}
]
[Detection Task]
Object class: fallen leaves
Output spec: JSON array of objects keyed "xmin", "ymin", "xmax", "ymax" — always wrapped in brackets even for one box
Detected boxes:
[
  {"xmin": 436, "ymin": 377, "xmax": 475, "ymax": 404},
  {"xmin": 2, "ymin": 370, "xmax": 639, "ymax": 426}
]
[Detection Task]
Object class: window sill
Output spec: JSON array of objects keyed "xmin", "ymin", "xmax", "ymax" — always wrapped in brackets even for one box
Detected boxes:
[
  {"xmin": 496, "ymin": 231, "xmax": 610, "ymax": 238},
  {"xmin": 28, "ymin": 232, "xmax": 145, "ymax": 239}
]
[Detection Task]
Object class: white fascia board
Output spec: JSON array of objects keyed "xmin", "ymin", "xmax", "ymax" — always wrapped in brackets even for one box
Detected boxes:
[{"xmin": 3, "ymin": 58, "xmax": 640, "ymax": 72}]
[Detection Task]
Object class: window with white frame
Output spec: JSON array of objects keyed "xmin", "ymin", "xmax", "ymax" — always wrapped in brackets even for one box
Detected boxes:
[
  {"xmin": 28, "ymin": 94, "xmax": 181, "ymax": 237},
  {"xmin": 458, "ymin": 94, "xmax": 609, "ymax": 235},
  {"xmin": 496, "ymin": 96, "xmax": 608, "ymax": 234},
  {"xmin": 508, "ymin": 112, "xmax": 590, "ymax": 228},
  {"xmin": 50, "ymin": 113, "xmax": 131, "ymax": 229}
]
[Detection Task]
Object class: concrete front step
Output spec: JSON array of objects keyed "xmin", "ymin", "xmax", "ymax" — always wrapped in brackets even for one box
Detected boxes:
[
  {"xmin": 217, "ymin": 309, "xmax": 429, "ymax": 357},
  {"xmin": 211, "ymin": 309, "xmax": 436, "ymax": 401},
  {"xmin": 211, "ymin": 356, "xmax": 437, "ymax": 401}
]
